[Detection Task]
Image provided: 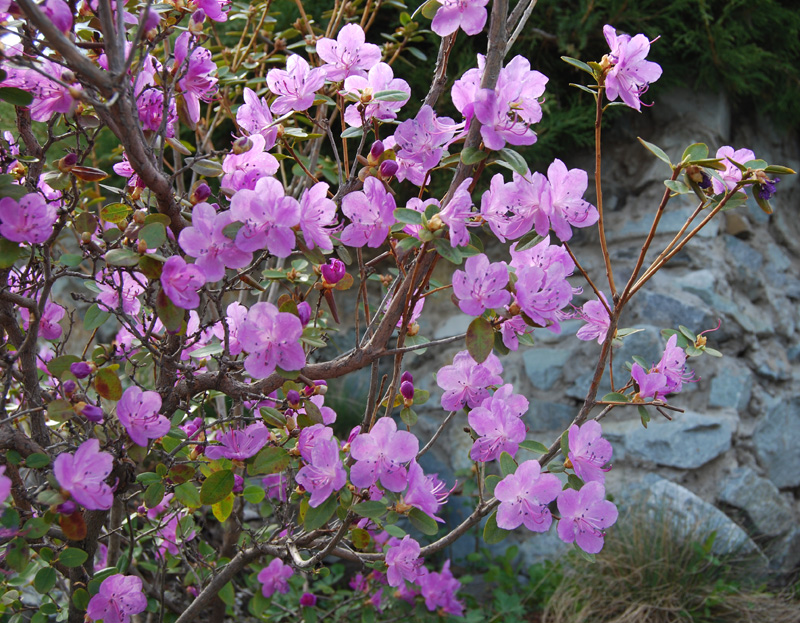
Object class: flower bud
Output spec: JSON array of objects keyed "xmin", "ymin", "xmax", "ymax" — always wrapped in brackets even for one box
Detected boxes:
[
  {"xmin": 57, "ymin": 501, "xmax": 78, "ymax": 515},
  {"xmin": 368, "ymin": 140, "xmax": 385, "ymax": 164},
  {"xmin": 360, "ymin": 86, "xmax": 374, "ymax": 103},
  {"xmin": 379, "ymin": 159, "xmax": 398, "ymax": 179},
  {"xmin": 61, "ymin": 69, "xmax": 76, "ymax": 84},
  {"xmin": 286, "ymin": 389, "xmax": 301, "ymax": 408},
  {"xmin": 400, "ymin": 371, "xmax": 413, "ymax": 385},
  {"xmin": 300, "ymin": 593, "xmax": 317, "ymax": 607},
  {"xmin": 297, "ymin": 301, "xmax": 312, "ymax": 326},
  {"xmin": 133, "ymin": 210, "xmax": 147, "ymax": 224},
  {"xmin": 70, "ymin": 361, "xmax": 94, "ymax": 379},
  {"xmin": 142, "ymin": 7, "xmax": 160, "ymax": 32},
  {"xmin": 77, "ymin": 403, "xmax": 104, "ymax": 423},
  {"xmin": 400, "ymin": 380, "xmax": 414, "ymax": 403},
  {"xmin": 232, "ymin": 136, "xmax": 253, "ymax": 154},
  {"xmin": 190, "ymin": 181, "xmax": 211, "ymax": 205},
  {"xmin": 189, "ymin": 10, "xmax": 206, "ymax": 34},
  {"xmin": 320, "ymin": 258, "xmax": 346, "ymax": 286},
  {"xmin": 407, "ymin": 322, "xmax": 420, "ymax": 336},
  {"xmin": 62, "ymin": 379, "xmax": 77, "ymax": 395},
  {"xmin": 137, "ymin": 505, "xmax": 147, "ymax": 515},
  {"xmin": 314, "ymin": 380, "xmax": 328, "ymax": 395},
  {"xmin": 136, "ymin": 239, "xmax": 149, "ymax": 254},
  {"xmin": 57, "ymin": 152, "xmax": 78, "ymax": 173},
  {"xmin": 233, "ymin": 474, "xmax": 244, "ymax": 494}
]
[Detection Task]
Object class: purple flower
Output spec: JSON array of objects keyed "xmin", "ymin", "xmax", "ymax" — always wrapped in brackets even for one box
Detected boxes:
[
  {"xmin": 468, "ymin": 384, "xmax": 528, "ymax": 462},
  {"xmin": 300, "ymin": 592, "xmax": 317, "ymax": 607},
  {"xmin": 297, "ymin": 423, "xmax": 333, "ymax": 461},
  {"xmin": 321, "ymin": 258, "xmax": 346, "ymax": 285},
  {"xmin": 179, "ymin": 202, "xmax": 252, "ymax": 282},
  {"xmin": 0, "ymin": 193, "xmax": 58, "ymax": 244},
  {"xmin": 195, "ymin": 0, "xmax": 229, "ymax": 22},
  {"xmin": 299, "ymin": 182, "xmax": 337, "ymax": 251},
  {"xmin": 653, "ymin": 334, "xmax": 691, "ymax": 395},
  {"xmin": 401, "ymin": 461, "xmax": 449, "ymax": 522},
  {"xmin": 316, "ymin": 23, "xmax": 381, "ymax": 81},
  {"xmin": 258, "ymin": 558, "xmax": 293, "ymax": 598},
  {"xmin": 20, "ymin": 300, "xmax": 65, "ymax": 340},
  {"xmin": 385, "ymin": 535, "xmax": 423, "ymax": 587},
  {"xmin": 297, "ymin": 301, "xmax": 312, "ymax": 326},
  {"xmin": 239, "ymin": 302, "xmax": 306, "ymax": 378},
  {"xmin": 173, "ymin": 32, "xmax": 218, "ymax": 124},
  {"xmin": 41, "ymin": 0, "xmax": 73, "ymax": 33},
  {"xmin": 495, "ymin": 459, "xmax": 561, "ymax": 531},
  {"xmin": 1, "ymin": 58, "xmax": 78, "ymax": 121},
  {"xmin": 389, "ymin": 107, "xmax": 460, "ymax": 186},
  {"xmin": 631, "ymin": 363, "xmax": 667, "ymax": 401},
  {"xmin": 116, "ymin": 386, "xmax": 171, "ymax": 447},
  {"xmin": 97, "ymin": 270, "xmax": 146, "ymax": 316},
  {"xmin": 161, "ymin": 256, "xmax": 206, "ymax": 309},
  {"xmin": 711, "ymin": 146, "xmax": 756, "ymax": 195},
  {"xmin": 262, "ymin": 473, "xmax": 289, "ymax": 502},
  {"xmin": 296, "ymin": 437, "xmax": 346, "ymax": 507},
  {"xmin": 567, "ymin": 421, "xmax": 613, "ymax": 483},
  {"xmin": 500, "ymin": 315, "xmax": 533, "ymax": 351},
  {"xmin": 546, "ymin": 159, "xmax": 598, "ymax": 241},
  {"xmin": 230, "ymin": 176, "xmax": 300, "ymax": 256},
  {"xmin": 437, "ymin": 350, "xmax": 503, "ymax": 411},
  {"xmin": 205, "ymin": 422, "xmax": 269, "ymax": 460},
  {"xmin": 78, "ymin": 403, "xmax": 105, "ymax": 423},
  {"xmin": 439, "ymin": 178, "xmax": 477, "ymax": 247},
  {"xmin": 0, "ymin": 466, "xmax": 12, "ymax": 506},
  {"xmin": 350, "ymin": 417, "xmax": 419, "ymax": 492},
  {"xmin": 575, "ymin": 293, "xmax": 611, "ymax": 344},
  {"xmin": 221, "ymin": 133, "xmax": 279, "ymax": 192},
  {"xmin": 603, "ymin": 24, "xmax": 663, "ymax": 111},
  {"xmin": 236, "ymin": 88, "xmax": 279, "ymax": 149},
  {"xmin": 212, "ymin": 301, "xmax": 248, "ymax": 355},
  {"xmin": 556, "ymin": 481, "xmax": 618, "ymax": 554},
  {"xmin": 53, "ymin": 438, "xmax": 114, "ymax": 510},
  {"xmin": 340, "ymin": 177, "xmax": 396, "ymax": 248},
  {"xmin": 86, "ymin": 574, "xmax": 147, "ymax": 623},
  {"xmin": 70, "ymin": 361, "xmax": 94, "ymax": 379},
  {"xmin": 342, "ymin": 62, "xmax": 410, "ymax": 126},
  {"xmin": 156, "ymin": 511, "xmax": 196, "ymax": 558},
  {"xmin": 267, "ymin": 54, "xmax": 325, "ymax": 115},
  {"xmin": 452, "ymin": 253, "xmax": 510, "ymax": 316},
  {"xmin": 431, "ymin": 0, "xmax": 489, "ymax": 36},
  {"xmin": 419, "ymin": 560, "xmax": 463, "ymax": 616}
]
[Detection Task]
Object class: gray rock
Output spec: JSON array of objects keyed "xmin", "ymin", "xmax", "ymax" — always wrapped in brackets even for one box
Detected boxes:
[
  {"xmin": 748, "ymin": 345, "xmax": 791, "ymax": 382},
  {"xmin": 766, "ymin": 528, "xmax": 800, "ymax": 574},
  {"xmin": 629, "ymin": 292, "xmax": 715, "ymax": 336},
  {"xmin": 724, "ymin": 235, "xmax": 763, "ymax": 270},
  {"xmin": 608, "ymin": 203, "xmax": 719, "ymax": 243},
  {"xmin": 526, "ymin": 399, "xmax": 575, "ymax": 432},
  {"xmin": 718, "ymin": 467, "xmax": 794, "ymax": 537},
  {"xmin": 708, "ymin": 367, "xmax": 753, "ymax": 412},
  {"xmin": 604, "ymin": 411, "xmax": 733, "ymax": 469},
  {"xmin": 516, "ymin": 528, "xmax": 571, "ymax": 567},
  {"xmin": 632, "ymin": 475, "xmax": 765, "ymax": 559},
  {"xmin": 432, "ymin": 312, "xmax": 472, "ymax": 340},
  {"xmin": 523, "ymin": 347, "xmax": 573, "ymax": 390},
  {"xmin": 753, "ymin": 397, "xmax": 800, "ymax": 488}
]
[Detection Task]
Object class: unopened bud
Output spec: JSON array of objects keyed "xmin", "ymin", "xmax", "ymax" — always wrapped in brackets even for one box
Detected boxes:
[
  {"xmin": 400, "ymin": 371, "xmax": 413, "ymax": 385},
  {"xmin": 70, "ymin": 361, "xmax": 94, "ymax": 379},
  {"xmin": 77, "ymin": 402, "xmax": 104, "ymax": 423},
  {"xmin": 368, "ymin": 140, "xmax": 384, "ymax": 164},
  {"xmin": 400, "ymin": 380, "xmax": 414, "ymax": 402},
  {"xmin": 80, "ymin": 231, "xmax": 93, "ymax": 244},
  {"xmin": 360, "ymin": 87, "xmax": 374, "ymax": 103},
  {"xmin": 190, "ymin": 181, "xmax": 211, "ymax": 205},
  {"xmin": 427, "ymin": 214, "xmax": 443, "ymax": 232},
  {"xmin": 137, "ymin": 239, "xmax": 149, "ymax": 254},
  {"xmin": 379, "ymin": 159, "xmax": 398, "ymax": 179},
  {"xmin": 57, "ymin": 153, "xmax": 78, "ymax": 173},
  {"xmin": 62, "ymin": 379, "xmax": 77, "ymax": 395},
  {"xmin": 57, "ymin": 501, "xmax": 78, "ymax": 515},
  {"xmin": 297, "ymin": 301, "xmax": 312, "ymax": 326},
  {"xmin": 133, "ymin": 210, "xmax": 147, "ymax": 224},
  {"xmin": 232, "ymin": 474, "xmax": 244, "ymax": 493},
  {"xmin": 61, "ymin": 69, "xmax": 75, "ymax": 84},
  {"xmin": 286, "ymin": 389, "xmax": 301, "ymax": 408},
  {"xmin": 320, "ymin": 258, "xmax": 346, "ymax": 286},
  {"xmin": 406, "ymin": 322, "xmax": 420, "ymax": 336},
  {"xmin": 232, "ymin": 136, "xmax": 253, "ymax": 154}
]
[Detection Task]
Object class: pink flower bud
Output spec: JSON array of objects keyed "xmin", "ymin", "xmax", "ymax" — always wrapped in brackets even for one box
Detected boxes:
[
  {"xmin": 320, "ymin": 258, "xmax": 346, "ymax": 285},
  {"xmin": 297, "ymin": 301, "xmax": 312, "ymax": 326},
  {"xmin": 232, "ymin": 136, "xmax": 253, "ymax": 155},
  {"xmin": 62, "ymin": 380, "xmax": 77, "ymax": 395},
  {"xmin": 379, "ymin": 159, "xmax": 398, "ymax": 179},
  {"xmin": 190, "ymin": 181, "xmax": 211, "ymax": 204},
  {"xmin": 233, "ymin": 474, "xmax": 244, "ymax": 493},
  {"xmin": 57, "ymin": 501, "xmax": 78, "ymax": 515},
  {"xmin": 286, "ymin": 390, "xmax": 301, "ymax": 408},
  {"xmin": 300, "ymin": 592, "xmax": 317, "ymax": 607},
  {"xmin": 400, "ymin": 371, "xmax": 413, "ymax": 385},
  {"xmin": 369, "ymin": 140, "xmax": 385, "ymax": 164},
  {"xmin": 78, "ymin": 403, "xmax": 104, "ymax": 423},
  {"xmin": 400, "ymin": 380, "xmax": 414, "ymax": 402},
  {"xmin": 70, "ymin": 361, "xmax": 94, "ymax": 379}
]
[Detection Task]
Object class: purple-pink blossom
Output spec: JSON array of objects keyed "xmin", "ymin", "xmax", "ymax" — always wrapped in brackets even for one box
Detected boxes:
[
  {"xmin": 468, "ymin": 384, "xmax": 528, "ymax": 462},
  {"xmin": 267, "ymin": 54, "xmax": 325, "ymax": 115},
  {"xmin": 205, "ymin": 422, "xmax": 269, "ymax": 460},
  {"xmin": 603, "ymin": 24, "xmax": 663, "ymax": 111},
  {"xmin": 711, "ymin": 146, "xmax": 756, "ymax": 195},
  {"xmin": 239, "ymin": 302, "xmax": 306, "ymax": 378},
  {"xmin": 195, "ymin": 0, "xmax": 229, "ymax": 22},
  {"xmin": 340, "ymin": 176, "xmax": 396, "ymax": 248},
  {"xmin": 401, "ymin": 461, "xmax": 450, "ymax": 522},
  {"xmin": 316, "ymin": 23, "xmax": 381, "ymax": 81},
  {"xmin": 161, "ymin": 256, "xmax": 206, "ymax": 309},
  {"xmin": 96, "ymin": 270, "xmax": 146, "ymax": 316},
  {"xmin": 452, "ymin": 253, "xmax": 510, "ymax": 316},
  {"xmin": 173, "ymin": 32, "xmax": 218, "ymax": 124},
  {"xmin": 557, "ymin": 481, "xmax": 618, "ymax": 554},
  {"xmin": 86, "ymin": 574, "xmax": 147, "ymax": 623},
  {"xmin": 653, "ymin": 333, "xmax": 691, "ymax": 395},
  {"xmin": 1, "ymin": 57, "xmax": 78, "ymax": 122},
  {"xmin": 221, "ymin": 133, "xmax": 279, "ymax": 192},
  {"xmin": 495, "ymin": 459, "xmax": 561, "ymax": 531},
  {"xmin": 385, "ymin": 535, "xmax": 423, "ymax": 587},
  {"xmin": 53, "ymin": 438, "xmax": 114, "ymax": 511},
  {"xmin": 342, "ymin": 62, "xmax": 410, "ymax": 126},
  {"xmin": 299, "ymin": 182, "xmax": 337, "ymax": 251},
  {"xmin": 439, "ymin": 178, "xmax": 478, "ymax": 247},
  {"xmin": 419, "ymin": 560, "xmax": 463, "ymax": 616},
  {"xmin": 437, "ymin": 350, "xmax": 504, "ymax": 411},
  {"xmin": 631, "ymin": 363, "xmax": 667, "ymax": 401},
  {"xmin": 20, "ymin": 300, "xmax": 65, "ymax": 340},
  {"xmin": 350, "ymin": 417, "xmax": 419, "ymax": 492},
  {"xmin": 0, "ymin": 193, "xmax": 58, "ymax": 244},
  {"xmin": 116, "ymin": 386, "xmax": 171, "ymax": 447},
  {"xmin": 0, "ymin": 465, "xmax": 11, "ymax": 506},
  {"xmin": 567, "ymin": 420, "xmax": 613, "ymax": 483},
  {"xmin": 296, "ymin": 437, "xmax": 347, "ymax": 507},
  {"xmin": 236, "ymin": 87, "xmax": 278, "ymax": 149},
  {"xmin": 546, "ymin": 159, "xmax": 599, "ymax": 240},
  {"xmin": 230, "ymin": 176, "xmax": 300, "ymax": 256},
  {"xmin": 258, "ymin": 558, "xmax": 293, "ymax": 598},
  {"xmin": 431, "ymin": 0, "xmax": 489, "ymax": 36},
  {"xmin": 389, "ymin": 105, "xmax": 459, "ymax": 186},
  {"xmin": 156, "ymin": 510, "xmax": 196, "ymax": 558},
  {"xmin": 575, "ymin": 293, "xmax": 611, "ymax": 344}
]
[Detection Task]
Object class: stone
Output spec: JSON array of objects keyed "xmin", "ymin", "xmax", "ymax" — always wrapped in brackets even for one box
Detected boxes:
[
  {"xmin": 603, "ymin": 411, "xmax": 733, "ymax": 469},
  {"xmin": 753, "ymin": 397, "xmax": 800, "ymax": 488},
  {"xmin": 522, "ymin": 347, "xmax": 573, "ymax": 390},
  {"xmin": 516, "ymin": 528, "xmax": 571, "ymax": 567},
  {"xmin": 766, "ymin": 528, "xmax": 800, "ymax": 574},
  {"xmin": 629, "ymin": 292, "xmax": 715, "ymax": 336},
  {"xmin": 718, "ymin": 467, "xmax": 794, "ymax": 537},
  {"xmin": 631, "ymin": 475, "xmax": 765, "ymax": 559},
  {"xmin": 607, "ymin": 203, "xmax": 719, "ymax": 243},
  {"xmin": 526, "ymin": 399, "xmax": 575, "ymax": 432},
  {"xmin": 708, "ymin": 367, "xmax": 753, "ymax": 412}
]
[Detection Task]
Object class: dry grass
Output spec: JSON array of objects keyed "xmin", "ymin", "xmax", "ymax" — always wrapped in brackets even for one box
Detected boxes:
[{"xmin": 542, "ymin": 505, "xmax": 800, "ymax": 623}]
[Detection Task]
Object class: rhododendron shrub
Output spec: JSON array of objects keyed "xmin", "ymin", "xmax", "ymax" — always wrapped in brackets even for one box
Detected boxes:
[{"xmin": 0, "ymin": 1, "xmax": 792, "ymax": 622}]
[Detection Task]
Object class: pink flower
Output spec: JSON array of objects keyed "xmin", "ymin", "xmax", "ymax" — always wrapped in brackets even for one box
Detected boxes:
[
  {"xmin": 653, "ymin": 334, "xmax": 691, "ymax": 395},
  {"xmin": 116, "ymin": 386, "xmax": 171, "ymax": 447},
  {"xmin": 160, "ymin": 256, "xmax": 206, "ymax": 309},
  {"xmin": 221, "ymin": 133, "xmax": 279, "ymax": 192},
  {"xmin": 205, "ymin": 422, "xmax": 270, "ymax": 460},
  {"xmin": 439, "ymin": 178, "xmax": 477, "ymax": 247},
  {"xmin": 230, "ymin": 176, "xmax": 300, "ymax": 256},
  {"xmin": 0, "ymin": 465, "xmax": 13, "ymax": 506},
  {"xmin": 631, "ymin": 363, "xmax": 667, "ymax": 401},
  {"xmin": 546, "ymin": 158, "xmax": 598, "ymax": 241},
  {"xmin": 0, "ymin": 193, "xmax": 58, "ymax": 244},
  {"xmin": 295, "ymin": 437, "xmax": 346, "ymax": 507},
  {"xmin": 316, "ymin": 23, "xmax": 381, "ymax": 81},
  {"xmin": 437, "ymin": 350, "xmax": 504, "ymax": 411},
  {"xmin": 385, "ymin": 535, "xmax": 423, "ymax": 587},
  {"xmin": 468, "ymin": 384, "xmax": 528, "ymax": 462},
  {"xmin": 267, "ymin": 55, "xmax": 325, "ymax": 115},
  {"xmin": 342, "ymin": 62, "xmax": 410, "ymax": 126},
  {"xmin": 350, "ymin": 417, "xmax": 419, "ymax": 492},
  {"xmin": 96, "ymin": 270, "xmax": 146, "ymax": 316},
  {"xmin": 86, "ymin": 574, "xmax": 147, "ymax": 623},
  {"xmin": 41, "ymin": 0, "xmax": 73, "ymax": 33},
  {"xmin": 711, "ymin": 146, "xmax": 756, "ymax": 195},
  {"xmin": 239, "ymin": 302, "xmax": 306, "ymax": 378},
  {"xmin": 419, "ymin": 560, "xmax": 463, "ymax": 616},
  {"xmin": 53, "ymin": 439, "xmax": 114, "ymax": 510},
  {"xmin": 299, "ymin": 182, "xmax": 337, "ymax": 251},
  {"xmin": 575, "ymin": 293, "xmax": 611, "ymax": 344},
  {"xmin": 431, "ymin": 0, "xmax": 489, "ymax": 37},
  {"xmin": 173, "ymin": 32, "xmax": 218, "ymax": 125},
  {"xmin": 401, "ymin": 461, "xmax": 450, "ymax": 522},
  {"xmin": 195, "ymin": 0, "xmax": 229, "ymax": 22},
  {"xmin": 258, "ymin": 558, "xmax": 293, "ymax": 598},
  {"xmin": 156, "ymin": 511, "xmax": 196, "ymax": 558},
  {"xmin": 340, "ymin": 177, "xmax": 396, "ymax": 248},
  {"xmin": 20, "ymin": 300, "xmax": 65, "ymax": 340},
  {"xmin": 567, "ymin": 421, "xmax": 612, "ymax": 483},
  {"xmin": 237, "ymin": 87, "xmax": 279, "ymax": 149},
  {"xmin": 495, "ymin": 460, "xmax": 561, "ymax": 531},
  {"xmin": 557, "ymin": 481, "xmax": 618, "ymax": 554},
  {"xmin": 603, "ymin": 24, "xmax": 663, "ymax": 111},
  {"xmin": 452, "ymin": 253, "xmax": 510, "ymax": 316}
]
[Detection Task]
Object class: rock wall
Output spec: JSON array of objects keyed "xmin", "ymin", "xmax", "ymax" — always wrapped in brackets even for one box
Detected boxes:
[{"xmin": 406, "ymin": 88, "xmax": 800, "ymax": 573}]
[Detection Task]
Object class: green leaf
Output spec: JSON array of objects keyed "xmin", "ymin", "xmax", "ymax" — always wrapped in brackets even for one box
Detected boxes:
[
  {"xmin": 408, "ymin": 508, "xmax": 438, "ymax": 536},
  {"xmin": 393, "ymin": 208, "xmax": 423, "ymax": 224},
  {"xmin": 519, "ymin": 440, "xmax": 549, "ymax": 454},
  {"xmin": 638, "ymin": 405, "xmax": 650, "ymax": 428},
  {"xmin": 483, "ymin": 511, "xmax": 509, "ymax": 544},
  {"xmin": 48, "ymin": 355, "xmax": 80, "ymax": 380},
  {"xmin": 243, "ymin": 485, "xmax": 265, "ymax": 504},
  {"xmin": 601, "ymin": 392, "xmax": 630, "ymax": 403},
  {"xmin": 679, "ymin": 325, "xmax": 696, "ymax": 341},
  {"xmin": 499, "ymin": 451, "xmax": 517, "ymax": 477},
  {"xmin": 433, "ymin": 238, "xmax": 462, "ymax": 264},
  {"xmin": 460, "ymin": 147, "xmax": 488, "ymax": 165},
  {"xmin": 560, "ymin": 430, "xmax": 570, "ymax": 457},
  {"xmin": 104, "ymin": 248, "xmax": 140, "ymax": 267},
  {"xmin": 83, "ymin": 304, "xmax": 110, "ymax": 332},
  {"xmin": 352, "ymin": 501, "xmax": 387, "ymax": 520},
  {"xmin": 250, "ymin": 446, "xmax": 290, "ymax": 475},
  {"xmin": 400, "ymin": 407, "xmax": 417, "ymax": 426},
  {"xmin": 173, "ymin": 482, "xmax": 202, "ymax": 508},
  {"xmin": 200, "ymin": 469, "xmax": 235, "ymax": 505},
  {"xmin": 218, "ymin": 581, "xmax": 236, "ymax": 606},
  {"xmin": 99, "ymin": 203, "xmax": 131, "ymax": 224},
  {"xmin": 144, "ymin": 482, "xmax": 165, "ymax": 509},
  {"xmin": 59, "ymin": 547, "xmax": 89, "ymax": 568},
  {"xmin": 25, "ymin": 453, "xmax": 51, "ymax": 469},
  {"xmin": 638, "ymin": 138, "xmax": 672, "ymax": 166},
  {"xmin": 0, "ymin": 86, "xmax": 34, "ymax": 106},
  {"xmin": 304, "ymin": 495, "xmax": 338, "ymax": 531},
  {"xmin": 664, "ymin": 180, "xmax": 690, "ymax": 194},
  {"xmin": 498, "ymin": 148, "xmax": 529, "ymax": 176},
  {"xmin": 188, "ymin": 342, "xmax": 224, "ymax": 358},
  {"xmin": 7, "ymin": 537, "xmax": 29, "ymax": 572},
  {"xmin": 704, "ymin": 347, "xmax": 722, "ymax": 357},
  {"xmin": 341, "ymin": 126, "xmax": 363, "ymax": 139},
  {"xmin": 466, "ymin": 316, "xmax": 494, "ymax": 364},
  {"xmin": 0, "ymin": 237, "xmax": 20, "ymax": 268},
  {"xmin": 189, "ymin": 159, "xmax": 223, "ymax": 177},
  {"xmin": 23, "ymin": 517, "xmax": 50, "ymax": 540},
  {"xmin": 763, "ymin": 165, "xmax": 796, "ymax": 175},
  {"xmin": 138, "ymin": 223, "xmax": 166, "ymax": 249},
  {"xmin": 156, "ymin": 288, "xmax": 184, "ymax": 333},
  {"xmin": 373, "ymin": 90, "xmax": 410, "ymax": 102},
  {"xmin": 72, "ymin": 588, "xmax": 90, "ymax": 611},
  {"xmin": 412, "ymin": 389, "xmax": 430, "ymax": 405},
  {"xmin": 560, "ymin": 55, "xmax": 595, "ymax": 75},
  {"xmin": 212, "ymin": 493, "xmax": 235, "ymax": 522},
  {"xmin": 420, "ymin": 0, "xmax": 441, "ymax": 20},
  {"xmin": 484, "ymin": 474, "xmax": 501, "ymax": 497},
  {"xmin": 681, "ymin": 143, "xmax": 709, "ymax": 163},
  {"xmin": 34, "ymin": 567, "xmax": 57, "ymax": 594},
  {"xmin": 94, "ymin": 368, "xmax": 122, "ymax": 401}
]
